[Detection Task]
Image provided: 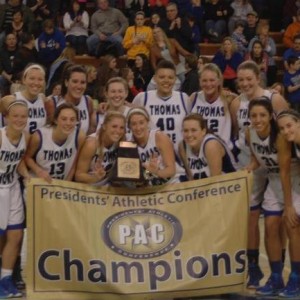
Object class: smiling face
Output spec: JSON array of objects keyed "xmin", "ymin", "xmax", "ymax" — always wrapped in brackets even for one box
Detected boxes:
[
  {"xmin": 55, "ymin": 108, "xmax": 78, "ymax": 135},
  {"xmin": 65, "ymin": 71, "xmax": 87, "ymax": 100},
  {"xmin": 103, "ymin": 116, "xmax": 125, "ymax": 144},
  {"xmin": 23, "ymin": 68, "xmax": 45, "ymax": 97},
  {"xmin": 182, "ymin": 119, "xmax": 206, "ymax": 152},
  {"xmin": 277, "ymin": 115, "xmax": 300, "ymax": 142},
  {"xmin": 237, "ymin": 68, "xmax": 260, "ymax": 99},
  {"xmin": 154, "ymin": 68, "xmax": 176, "ymax": 97},
  {"xmin": 6, "ymin": 104, "xmax": 28, "ymax": 132},
  {"xmin": 128, "ymin": 113, "xmax": 149, "ymax": 142},
  {"xmin": 249, "ymin": 104, "xmax": 272, "ymax": 136},
  {"xmin": 105, "ymin": 82, "xmax": 128, "ymax": 110},
  {"xmin": 200, "ymin": 69, "xmax": 220, "ymax": 101}
]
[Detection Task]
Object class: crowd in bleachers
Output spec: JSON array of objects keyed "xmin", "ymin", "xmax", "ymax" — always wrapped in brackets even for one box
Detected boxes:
[
  {"xmin": 0, "ymin": 0, "xmax": 300, "ymax": 103},
  {"xmin": 2, "ymin": 0, "xmax": 300, "ymax": 299}
]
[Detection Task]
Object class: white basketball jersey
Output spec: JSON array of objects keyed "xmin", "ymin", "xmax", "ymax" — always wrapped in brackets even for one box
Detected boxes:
[
  {"xmin": 136, "ymin": 129, "xmax": 185, "ymax": 185},
  {"xmin": 133, "ymin": 90, "xmax": 189, "ymax": 149},
  {"xmin": 185, "ymin": 133, "xmax": 237, "ymax": 179},
  {"xmin": 0, "ymin": 127, "xmax": 26, "ymax": 187},
  {"xmin": 15, "ymin": 91, "xmax": 47, "ymax": 134},
  {"xmin": 249, "ymin": 128, "xmax": 279, "ymax": 174},
  {"xmin": 191, "ymin": 91, "xmax": 232, "ymax": 149},
  {"xmin": 88, "ymin": 133, "xmax": 118, "ymax": 186},
  {"xmin": 34, "ymin": 126, "xmax": 79, "ymax": 180},
  {"xmin": 236, "ymin": 90, "xmax": 273, "ymax": 154}
]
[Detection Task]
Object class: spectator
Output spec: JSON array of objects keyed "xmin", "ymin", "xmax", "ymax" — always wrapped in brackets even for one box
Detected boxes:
[
  {"xmin": 5, "ymin": 9, "xmax": 28, "ymax": 42},
  {"xmin": 187, "ymin": 13, "xmax": 201, "ymax": 51},
  {"xmin": 148, "ymin": 12, "xmax": 160, "ymax": 28},
  {"xmin": 0, "ymin": 0, "xmax": 35, "ymax": 47},
  {"xmin": 212, "ymin": 36, "xmax": 243, "ymax": 93},
  {"xmin": 245, "ymin": 40, "xmax": 268, "ymax": 87},
  {"xmin": 12, "ymin": 32, "xmax": 37, "ymax": 82},
  {"xmin": 231, "ymin": 20, "xmax": 248, "ymax": 56},
  {"xmin": 159, "ymin": 2, "xmax": 194, "ymax": 53},
  {"xmin": 148, "ymin": 0, "xmax": 168, "ymax": 18},
  {"xmin": 63, "ymin": 0, "xmax": 89, "ymax": 55},
  {"xmin": 248, "ymin": 23, "xmax": 277, "ymax": 86},
  {"xmin": 27, "ymin": 0, "xmax": 51, "ymax": 37},
  {"xmin": 85, "ymin": 65, "xmax": 98, "ymax": 101},
  {"xmin": 282, "ymin": 0, "xmax": 300, "ymax": 30},
  {"xmin": 124, "ymin": 0, "xmax": 147, "ymax": 25},
  {"xmin": 150, "ymin": 26, "xmax": 191, "ymax": 82},
  {"xmin": 243, "ymin": 10, "xmax": 259, "ymax": 43},
  {"xmin": 96, "ymin": 54, "xmax": 120, "ymax": 102},
  {"xmin": 132, "ymin": 53, "xmax": 153, "ymax": 91},
  {"xmin": 283, "ymin": 56, "xmax": 300, "ymax": 112},
  {"xmin": 0, "ymin": 32, "xmax": 18, "ymax": 96},
  {"xmin": 47, "ymin": 81, "xmax": 62, "ymax": 100},
  {"xmin": 228, "ymin": 0, "xmax": 253, "ymax": 35},
  {"xmin": 122, "ymin": 11, "xmax": 153, "ymax": 66},
  {"xmin": 197, "ymin": 55, "xmax": 208, "ymax": 73},
  {"xmin": 86, "ymin": 0, "xmax": 128, "ymax": 57},
  {"xmin": 283, "ymin": 34, "xmax": 300, "ymax": 71},
  {"xmin": 203, "ymin": 0, "xmax": 233, "ymax": 43},
  {"xmin": 283, "ymin": 8, "xmax": 300, "ymax": 49},
  {"xmin": 119, "ymin": 67, "xmax": 142, "ymax": 102},
  {"xmin": 181, "ymin": 54, "xmax": 199, "ymax": 96},
  {"xmin": 46, "ymin": 45, "xmax": 76, "ymax": 94},
  {"xmin": 37, "ymin": 19, "xmax": 66, "ymax": 71}
]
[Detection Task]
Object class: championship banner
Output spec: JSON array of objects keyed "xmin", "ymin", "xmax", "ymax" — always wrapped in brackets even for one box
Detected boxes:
[{"xmin": 26, "ymin": 171, "xmax": 252, "ymax": 300}]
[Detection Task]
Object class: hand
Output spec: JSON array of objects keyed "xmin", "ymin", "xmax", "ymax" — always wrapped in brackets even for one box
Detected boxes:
[
  {"xmin": 77, "ymin": 15, "xmax": 82, "ymax": 22},
  {"xmin": 216, "ymin": 10, "xmax": 222, "ymax": 16},
  {"xmin": 92, "ymin": 159, "xmax": 106, "ymax": 180},
  {"xmin": 143, "ymin": 154, "xmax": 160, "ymax": 176},
  {"xmin": 243, "ymin": 164, "xmax": 253, "ymax": 173},
  {"xmin": 98, "ymin": 102, "xmax": 109, "ymax": 114},
  {"xmin": 40, "ymin": 41, "xmax": 46, "ymax": 48},
  {"xmin": 170, "ymin": 20, "xmax": 176, "ymax": 30},
  {"xmin": 37, "ymin": 169, "xmax": 52, "ymax": 183},
  {"xmin": 55, "ymin": 42, "xmax": 60, "ymax": 49},
  {"xmin": 175, "ymin": 18, "xmax": 181, "ymax": 28},
  {"xmin": 99, "ymin": 32, "xmax": 107, "ymax": 41}
]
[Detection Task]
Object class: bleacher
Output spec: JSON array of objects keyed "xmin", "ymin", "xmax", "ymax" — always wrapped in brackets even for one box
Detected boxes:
[
  {"xmin": 73, "ymin": 32, "xmax": 286, "ymax": 82},
  {"xmin": 198, "ymin": 32, "xmax": 285, "ymax": 82}
]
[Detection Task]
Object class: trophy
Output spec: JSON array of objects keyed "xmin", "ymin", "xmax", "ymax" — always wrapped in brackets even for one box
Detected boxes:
[{"xmin": 109, "ymin": 141, "xmax": 146, "ymax": 187}]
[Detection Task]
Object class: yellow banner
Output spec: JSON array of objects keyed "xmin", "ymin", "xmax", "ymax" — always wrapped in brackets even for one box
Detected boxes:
[{"xmin": 26, "ymin": 171, "xmax": 252, "ymax": 300}]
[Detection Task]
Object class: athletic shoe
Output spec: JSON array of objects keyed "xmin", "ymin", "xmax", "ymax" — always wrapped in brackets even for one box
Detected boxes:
[
  {"xmin": 0, "ymin": 276, "xmax": 22, "ymax": 298},
  {"xmin": 279, "ymin": 272, "xmax": 300, "ymax": 298},
  {"xmin": 12, "ymin": 257, "xmax": 25, "ymax": 290},
  {"xmin": 256, "ymin": 273, "xmax": 284, "ymax": 296},
  {"xmin": 247, "ymin": 263, "xmax": 264, "ymax": 289},
  {"xmin": 0, "ymin": 283, "xmax": 9, "ymax": 299}
]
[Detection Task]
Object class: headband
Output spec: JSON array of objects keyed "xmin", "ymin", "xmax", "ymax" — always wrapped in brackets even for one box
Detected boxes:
[
  {"xmin": 7, "ymin": 100, "xmax": 28, "ymax": 112},
  {"xmin": 276, "ymin": 109, "xmax": 300, "ymax": 121},
  {"xmin": 127, "ymin": 108, "xmax": 149, "ymax": 123},
  {"xmin": 23, "ymin": 64, "xmax": 45, "ymax": 77}
]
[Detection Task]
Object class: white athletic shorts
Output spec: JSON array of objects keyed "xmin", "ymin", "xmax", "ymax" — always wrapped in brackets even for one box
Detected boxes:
[
  {"xmin": 0, "ymin": 181, "xmax": 24, "ymax": 235},
  {"xmin": 263, "ymin": 173, "xmax": 300, "ymax": 217},
  {"xmin": 237, "ymin": 150, "xmax": 267, "ymax": 210}
]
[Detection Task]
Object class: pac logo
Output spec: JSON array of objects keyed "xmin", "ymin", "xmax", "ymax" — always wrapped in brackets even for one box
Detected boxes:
[{"xmin": 102, "ymin": 209, "xmax": 182, "ymax": 259}]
